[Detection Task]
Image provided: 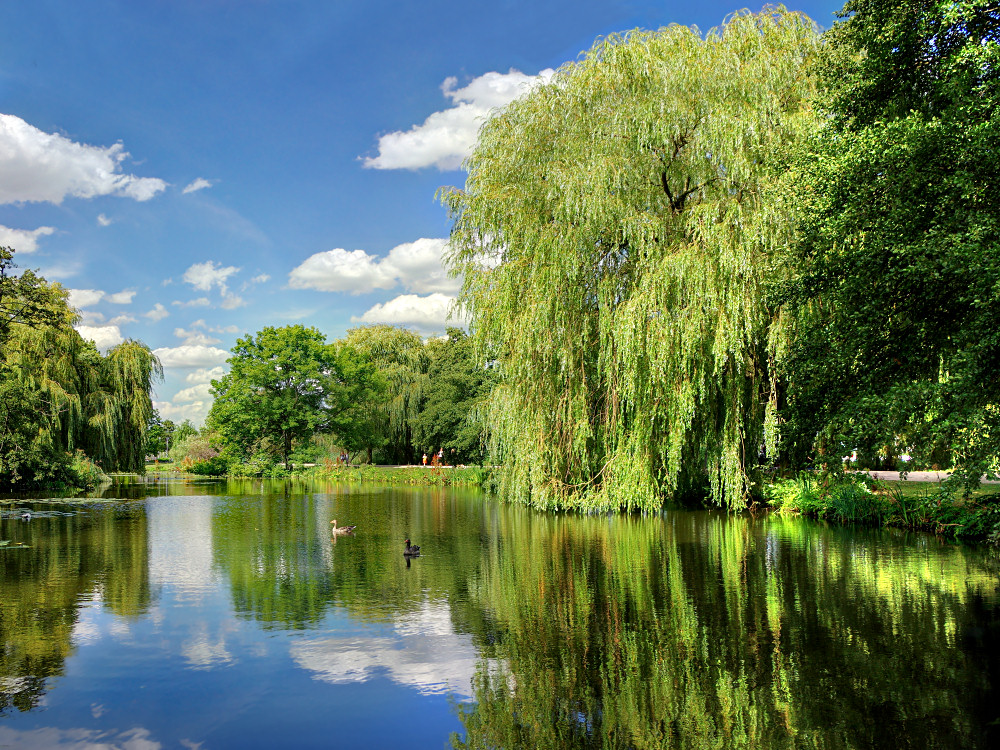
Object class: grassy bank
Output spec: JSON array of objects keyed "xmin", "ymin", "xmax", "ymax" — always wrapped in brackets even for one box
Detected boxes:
[
  {"xmin": 763, "ymin": 473, "xmax": 1000, "ymax": 544},
  {"xmin": 300, "ymin": 463, "xmax": 490, "ymax": 487}
]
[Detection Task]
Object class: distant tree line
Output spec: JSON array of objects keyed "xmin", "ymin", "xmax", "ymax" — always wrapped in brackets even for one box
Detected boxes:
[{"xmin": 179, "ymin": 324, "xmax": 493, "ymax": 476}]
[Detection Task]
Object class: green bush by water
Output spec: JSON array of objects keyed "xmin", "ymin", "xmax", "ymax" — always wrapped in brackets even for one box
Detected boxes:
[{"xmin": 764, "ymin": 473, "xmax": 1000, "ymax": 542}]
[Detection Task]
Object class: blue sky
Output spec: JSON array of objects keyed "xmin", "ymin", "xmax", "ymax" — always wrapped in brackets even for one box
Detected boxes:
[{"xmin": 0, "ymin": 0, "xmax": 843, "ymax": 425}]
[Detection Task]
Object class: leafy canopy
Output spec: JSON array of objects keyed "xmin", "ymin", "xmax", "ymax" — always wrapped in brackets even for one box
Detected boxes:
[
  {"xmin": 444, "ymin": 7, "xmax": 820, "ymax": 510},
  {"xmin": 780, "ymin": 0, "xmax": 1000, "ymax": 487}
]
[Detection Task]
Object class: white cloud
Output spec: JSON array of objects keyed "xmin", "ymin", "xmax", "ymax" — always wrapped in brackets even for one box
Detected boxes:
[
  {"xmin": 76, "ymin": 324, "xmax": 124, "ymax": 351},
  {"xmin": 173, "ymin": 297, "xmax": 211, "ymax": 308},
  {"xmin": 174, "ymin": 383, "xmax": 214, "ymax": 404},
  {"xmin": 290, "ymin": 599, "xmax": 482, "ymax": 698},
  {"xmin": 182, "ymin": 177, "xmax": 213, "ymax": 194},
  {"xmin": 106, "ymin": 290, "xmax": 136, "ymax": 304},
  {"xmin": 183, "ymin": 261, "xmax": 240, "ymax": 293},
  {"xmin": 288, "ymin": 248, "xmax": 396, "ymax": 294},
  {"xmin": 364, "ymin": 68, "xmax": 554, "ymax": 171},
  {"xmin": 97, "ymin": 213, "xmax": 113, "ymax": 226},
  {"xmin": 0, "ymin": 224, "xmax": 55, "ymax": 254},
  {"xmin": 382, "ymin": 238, "xmax": 460, "ymax": 294},
  {"xmin": 174, "ymin": 327, "xmax": 221, "ymax": 346},
  {"xmin": 250, "ymin": 273, "xmax": 270, "ymax": 284},
  {"xmin": 68, "ymin": 288, "xmax": 105, "ymax": 308},
  {"xmin": 0, "ymin": 113, "xmax": 167, "ymax": 204},
  {"xmin": 288, "ymin": 238, "xmax": 457, "ymax": 295},
  {"xmin": 220, "ymin": 292, "xmax": 245, "ymax": 310},
  {"xmin": 108, "ymin": 313, "xmax": 137, "ymax": 325},
  {"xmin": 0, "ymin": 727, "xmax": 163, "ymax": 750},
  {"xmin": 154, "ymin": 398, "xmax": 212, "ymax": 426},
  {"xmin": 78, "ymin": 310, "xmax": 105, "ymax": 325},
  {"xmin": 143, "ymin": 302, "xmax": 169, "ymax": 322},
  {"xmin": 352, "ymin": 292, "xmax": 463, "ymax": 332},
  {"xmin": 152, "ymin": 344, "xmax": 230, "ymax": 368},
  {"xmin": 186, "ymin": 366, "xmax": 226, "ymax": 384}
]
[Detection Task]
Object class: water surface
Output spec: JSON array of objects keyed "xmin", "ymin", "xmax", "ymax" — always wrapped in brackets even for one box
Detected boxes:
[{"xmin": 1, "ymin": 477, "xmax": 998, "ymax": 748}]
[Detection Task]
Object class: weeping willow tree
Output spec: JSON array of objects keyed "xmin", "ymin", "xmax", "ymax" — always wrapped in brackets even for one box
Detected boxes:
[
  {"xmin": 0, "ymin": 249, "xmax": 161, "ymax": 486},
  {"xmin": 443, "ymin": 7, "xmax": 820, "ymax": 511},
  {"xmin": 342, "ymin": 324, "xmax": 429, "ymax": 464}
]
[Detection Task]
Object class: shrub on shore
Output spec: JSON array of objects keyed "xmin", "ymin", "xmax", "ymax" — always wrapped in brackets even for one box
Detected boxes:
[{"xmin": 764, "ymin": 473, "xmax": 1000, "ymax": 542}]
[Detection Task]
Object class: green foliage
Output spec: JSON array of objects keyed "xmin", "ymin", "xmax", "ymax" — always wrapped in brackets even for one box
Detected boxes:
[
  {"xmin": 444, "ymin": 8, "xmax": 821, "ymax": 511},
  {"xmin": 0, "ymin": 249, "xmax": 161, "ymax": 488},
  {"xmin": 189, "ymin": 456, "xmax": 230, "ymax": 476},
  {"xmin": 208, "ymin": 325, "xmax": 384, "ymax": 470},
  {"xmin": 69, "ymin": 450, "xmax": 109, "ymax": 489},
  {"xmin": 767, "ymin": 472, "xmax": 1000, "ymax": 540},
  {"xmin": 410, "ymin": 328, "xmax": 494, "ymax": 465},
  {"xmin": 306, "ymin": 463, "xmax": 487, "ymax": 487},
  {"xmin": 169, "ymin": 430, "xmax": 218, "ymax": 465},
  {"xmin": 341, "ymin": 324, "xmax": 428, "ymax": 463},
  {"xmin": 779, "ymin": 0, "xmax": 1000, "ymax": 483}
]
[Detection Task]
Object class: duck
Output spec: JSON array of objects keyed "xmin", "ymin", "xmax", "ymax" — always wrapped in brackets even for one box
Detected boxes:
[
  {"xmin": 19, "ymin": 511, "xmax": 30, "ymax": 521},
  {"xmin": 403, "ymin": 539, "xmax": 420, "ymax": 557},
  {"xmin": 331, "ymin": 519, "xmax": 357, "ymax": 535}
]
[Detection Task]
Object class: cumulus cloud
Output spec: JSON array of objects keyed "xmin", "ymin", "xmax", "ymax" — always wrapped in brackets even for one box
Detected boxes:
[
  {"xmin": 67, "ymin": 288, "xmax": 106, "ymax": 308},
  {"xmin": 76, "ymin": 324, "xmax": 124, "ymax": 351},
  {"xmin": 288, "ymin": 238, "xmax": 457, "ymax": 295},
  {"xmin": 183, "ymin": 261, "xmax": 240, "ymax": 293},
  {"xmin": 364, "ymin": 68, "xmax": 554, "ymax": 171},
  {"xmin": 108, "ymin": 313, "xmax": 137, "ymax": 325},
  {"xmin": 382, "ymin": 238, "xmax": 460, "ymax": 294},
  {"xmin": 152, "ymin": 344, "xmax": 230, "ymax": 368},
  {"xmin": 186, "ymin": 366, "xmax": 226, "ymax": 384},
  {"xmin": 351, "ymin": 292, "xmax": 463, "ymax": 332},
  {"xmin": 173, "ymin": 383, "xmax": 214, "ymax": 404},
  {"xmin": 174, "ymin": 326, "xmax": 221, "ymax": 346},
  {"xmin": 0, "ymin": 224, "xmax": 55, "ymax": 253},
  {"xmin": 182, "ymin": 177, "xmax": 213, "ymax": 194},
  {"xmin": 0, "ymin": 113, "xmax": 167, "ymax": 204},
  {"xmin": 68, "ymin": 288, "xmax": 135, "ymax": 308},
  {"xmin": 154, "ymin": 398, "xmax": 212, "ymax": 426},
  {"xmin": 106, "ymin": 290, "xmax": 136, "ymax": 304},
  {"xmin": 144, "ymin": 302, "xmax": 169, "ymax": 322},
  {"xmin": 288, "ymin": 248, "xmax": 396, "ymax": 294},
  {"xmin": 97, "ymin": 213, "xmax": 113, "ymax": 226}
]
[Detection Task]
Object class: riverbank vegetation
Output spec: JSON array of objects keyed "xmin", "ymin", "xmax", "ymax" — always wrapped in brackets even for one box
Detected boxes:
[{"xmin": 0, "ymin": 248, "xmax": 161, "ymax": 492}]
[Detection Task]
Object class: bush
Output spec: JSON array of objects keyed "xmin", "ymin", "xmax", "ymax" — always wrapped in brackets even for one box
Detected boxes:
[
  {"xmin": 69, "ymin": 450, "xmax": 109, "ymax": 489},
  {"xmin": 189, "ymin": 456, "xmax": 229, "ymax": 476}
]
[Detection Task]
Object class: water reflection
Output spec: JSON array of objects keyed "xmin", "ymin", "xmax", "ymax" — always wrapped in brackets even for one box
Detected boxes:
[
  {"xmin": 1, "ymin": 479, "xmax": 998, "ymax": 749},
  {"xmin": 453, "ymin": 510, "xmax": 1000, "ymax": 749}
]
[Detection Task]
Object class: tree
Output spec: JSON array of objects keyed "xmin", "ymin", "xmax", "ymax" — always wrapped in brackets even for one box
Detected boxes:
[
  {"xmin": 410, "ymin": 328, "xmax": 494, "ymax": 464},
  {"xmin": 145, "ymin": 414, "xmax": 175, "ymax": 459},
  {"xmin": 209, "ymin": 326, "xmax": 336, "ymax": 470},
  {"xmin": 0, "ymin": 249, "xmax": 161, "ymax": 486},
  {"xmin": 779, "ymin": 0, "xmax": 1000, "ymax": 488},
  {"xmin": 341, "ymin": 325, "xmax": 428, "ymax": 464},
  {"xmin": 0, "ymin": 247, "xmax": 65, "ymax": 341},
  {"xmin": 443, "ymin": 8, "xmax": 820, "ymax": 510},
  {"xmin": 208, "ymin": 325, "xmax": 383, "ymax": 470}
]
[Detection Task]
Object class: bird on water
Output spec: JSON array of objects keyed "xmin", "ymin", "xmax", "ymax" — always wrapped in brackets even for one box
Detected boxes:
[
  {"xmin": 331, "ymin": 519, "xmax": 357, "ymax": 535},
  {"xmin": 403, "ymin": 539, "xmax": 420, "ymax": 556}
]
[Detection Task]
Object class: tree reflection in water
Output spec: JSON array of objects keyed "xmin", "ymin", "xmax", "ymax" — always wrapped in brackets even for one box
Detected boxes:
[{"xmin": 451, "ymin": 511, "xmax": 1000, "ymax": 749}]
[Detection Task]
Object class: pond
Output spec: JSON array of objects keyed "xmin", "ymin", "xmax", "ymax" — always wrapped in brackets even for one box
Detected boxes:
[{"xmin": 1, "ymin": 477, "xmax": 999, "ymax": 749}]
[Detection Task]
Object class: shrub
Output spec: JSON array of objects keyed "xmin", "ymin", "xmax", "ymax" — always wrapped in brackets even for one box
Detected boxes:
[{"xmin": 189, "ymin": 456, "xmax": 229, "ymax": 476}]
